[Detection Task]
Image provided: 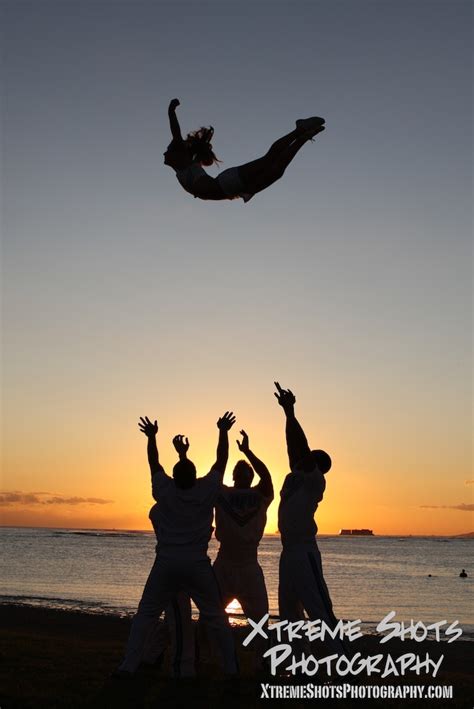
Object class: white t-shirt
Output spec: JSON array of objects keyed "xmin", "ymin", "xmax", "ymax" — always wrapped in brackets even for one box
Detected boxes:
[
  {"xmin": 215, "ymin": 484, "xmax": 274, "ymax": 561},
  {"xmin": 150, "ymin": 465, "xmax": 222, "ymax": 559},
  {"xmin": 278, "ymin": 464, "xmax": 325, "ymax": 549}
]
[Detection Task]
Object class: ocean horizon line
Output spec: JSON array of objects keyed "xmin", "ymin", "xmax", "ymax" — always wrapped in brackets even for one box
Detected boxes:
[{"xmin": 1, "ymin": 525, "xmax": 473, "ymax": 538}]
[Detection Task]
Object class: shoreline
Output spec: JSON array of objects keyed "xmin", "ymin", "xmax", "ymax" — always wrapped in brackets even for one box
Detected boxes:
[
  {"xmin": 2, "ymin": 598, "xmax": 473, "ymax": 641},
  {"xmin": 1, "ymin": 604, "xmax": 473, "ymax": 708}
]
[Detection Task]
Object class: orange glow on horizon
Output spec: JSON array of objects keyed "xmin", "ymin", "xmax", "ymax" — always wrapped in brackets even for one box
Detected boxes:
[{"xmin": 2, "ymin": 408, "xmax": 472, "ymax": 537}]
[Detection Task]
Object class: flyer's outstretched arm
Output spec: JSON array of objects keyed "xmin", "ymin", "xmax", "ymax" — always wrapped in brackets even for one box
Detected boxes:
[{"xmin": 168, "ymin": 98, "xmax": 183, "ymax": 143}]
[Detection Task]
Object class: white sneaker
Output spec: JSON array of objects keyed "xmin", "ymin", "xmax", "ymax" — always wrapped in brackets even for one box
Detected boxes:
[{"xmin": 296, "ymin": 117, "xmax": 325, "ymax": 133}]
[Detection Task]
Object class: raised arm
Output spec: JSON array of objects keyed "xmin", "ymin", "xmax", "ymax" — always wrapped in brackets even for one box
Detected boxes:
[
  {"xmin": 138, "ymin": 416, "xmax": 161, "ymax": 474},
  {"xmin": 274, "ymin": 382, "xmax": 311, "ymax": 470},
  {"xmin": 237, "ymin": 430, "xmax": 273, "ymax": 498},
  {"xmin": 213, "ymin": 411, "xmax": 236, "ymax": 477},
  {"xmin": 168, "ymin": 98, "xmax": 183, "ymax": 142},
  {"xmin": 138, "ymin": 416, "xmax": 170, "ymax": 499},
  {"xmin": 172, "ymin": 434, "xmax": 190, "ymax": 461}
]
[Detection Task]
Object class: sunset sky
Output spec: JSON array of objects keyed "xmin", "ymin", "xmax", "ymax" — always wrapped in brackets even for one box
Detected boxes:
[{"xmin": 2, "ymin": 0, "xmax": 472, "ymax": 536}]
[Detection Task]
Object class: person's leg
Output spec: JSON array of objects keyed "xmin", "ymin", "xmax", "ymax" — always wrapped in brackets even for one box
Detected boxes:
[
  {"xmin": 238, "ymin": 562, "xmax": 269, "ymax": 621},
  {"xmin": 277, "ymin": 550, "xmax": 307, "ymax": 674},
  {"xmin": 212, "ymin": 556, "xmax": 235, "ymax": 610},
  {"xmin": 118, "ymin": 556, "xmax": 173, "ymax": 672},
  {"xmin": 266, "ymin": 129, "xmax": 301, "ymax": 159},
  {"xmin": 238, "ymin": 129, "xmax": 324, "ymax": 195},
  {"xmin": 279, "ymin": 550, "xmax": 305, "ymax": 623},
  {"xmin": 166, "ymin": 592, "xmax": 196, "ymax": 678},
  {"xmin": 141, "ymin": 614, "xmax": 168, "ymax": 665},
  {"xmin": 294, "ymin": 548, "xmax": 347, "ymax": 656},
  {"xmin": 189, "ymin": 558, "xmax": 238, "ymax": 675},
  {"xmin": 237, "ymin": 562, "xmax": 269, "ymax": 671},
  {"xmin": 237, "ymin": 129, "xmax": 300, "ymax": 186}
]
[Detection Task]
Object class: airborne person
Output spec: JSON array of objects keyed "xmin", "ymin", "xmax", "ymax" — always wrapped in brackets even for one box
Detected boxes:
[{"xmin": 164, "ymin": 99, "xmax": 325, "ymax": 203}]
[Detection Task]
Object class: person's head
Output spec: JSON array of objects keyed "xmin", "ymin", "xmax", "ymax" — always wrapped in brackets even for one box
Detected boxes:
[
  {"xmin": 173, "ymin": 459, "xmax": 197, "ymax": 489},
  {"xmin": 184, "ymin": 127, "xmax": 220, "ymax": 166},
  {"xmin": 163, "ymin": 139, "xmax": 192, "ymax": 170},
  {"xmin": 232, "ymin": 460, "xmax": 254, "ymax": 489},
  {"xmin": 297, "ymin": 449, "xmax": 332, "ymax": 474}
]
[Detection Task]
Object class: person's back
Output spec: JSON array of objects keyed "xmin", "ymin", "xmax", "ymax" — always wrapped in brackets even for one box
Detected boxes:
[
  {"xmin": 212, "ymin": 431, "xmax": 273, "ymax": 671},
  {"xmin": 152, "ymin": 466, "xmax": 221, "ymax": 559},
  {"xmin": 278, "ymin": 466, "xmax": 325, "ymax": 549},
  {"xmin": 216, "ymin": 481, "xmax": 272, "ymax": 561},
  {"xmin": 116, "ymin": 413, "xmax": 238, "ymax": 677},
  {"xmin": 274, "ymin": 382, "xmax": 347, "ymax": 659},
  {"xmin": 215, "ymin": 433, "xmax": 273, "ymax": 561}
]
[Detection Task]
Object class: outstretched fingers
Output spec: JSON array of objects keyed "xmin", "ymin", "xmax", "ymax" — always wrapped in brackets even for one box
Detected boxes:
[
  {"xmin": 274, "ymin": 382, "xmax": 296, "ymax": 408},
  {"xmin": 173, "ymin": 434, "xmax": 190, "ymax": 454},
  {"xmin": 138, "ymin": 416, "xmax": 158, "ymax": 436},
  {"xmin": 236, "ymin": 429, "xmax": 249, "ymax": 451},
  {"xmin": 217, "ymin": 411, "xmax": 236, "ymax": 430}
]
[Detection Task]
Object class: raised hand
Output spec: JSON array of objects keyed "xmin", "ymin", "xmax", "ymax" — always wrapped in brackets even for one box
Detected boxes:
[
  {"xmin": 217, "ymin": 411, "xmax": 236, "ymax": 431},
  {"xmin": 274, "ymin": 382, "xmax": 296, "ymax": 411},
  {"xmin": 138, "ymin": 416, "xmax": 158, "ymax": 438},
  {"xmin": 236, "ymin": 430, "xmax": 250, "ymax": 454},
  {"xmin": 169, "ymin": 98, "xmax": 180, "ymax": 111},
  {"xmin": 172, "ymin": 434, "xmax": 190, "ymax": 457}
]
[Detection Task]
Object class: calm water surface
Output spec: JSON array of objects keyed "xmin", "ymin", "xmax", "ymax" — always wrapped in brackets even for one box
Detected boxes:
[{"xmin": 1, "ymin": 528, "xmax": 472, "ymax": 637}]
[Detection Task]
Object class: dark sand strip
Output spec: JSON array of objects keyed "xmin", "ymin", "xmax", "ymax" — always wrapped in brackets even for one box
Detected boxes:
[{"xmin": 0, "ymin": 605, "xmax": 472, "ymax": 708}]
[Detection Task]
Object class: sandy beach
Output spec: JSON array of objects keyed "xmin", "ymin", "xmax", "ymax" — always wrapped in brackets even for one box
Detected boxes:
[{"xmin": 0, "ymin": 604, "xmax": 472, "ymax": 708}]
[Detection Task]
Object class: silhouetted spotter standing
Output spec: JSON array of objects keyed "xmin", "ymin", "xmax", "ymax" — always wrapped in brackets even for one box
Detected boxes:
[
  {"xmin": 213, "ymin": 429, "xmax": 274, "ymax": 670},
  {"xmin": 116, "ymin": 413, "xmax": 238, "ymax": 676},
  {"xmin": 275, "ymin": 382, "xmax": 346, "ymax": 657}
]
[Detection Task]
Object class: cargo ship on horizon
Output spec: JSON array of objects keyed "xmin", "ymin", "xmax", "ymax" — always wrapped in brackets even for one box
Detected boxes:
[{"xmin": 339, "ymin": 528, "xmax": 374, "ymax": 536}]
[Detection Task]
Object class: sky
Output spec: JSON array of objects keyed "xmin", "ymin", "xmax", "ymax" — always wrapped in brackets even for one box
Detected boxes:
[{"xmin": 1, "ymin": 0, "xmax": 472, "ymax": 535}]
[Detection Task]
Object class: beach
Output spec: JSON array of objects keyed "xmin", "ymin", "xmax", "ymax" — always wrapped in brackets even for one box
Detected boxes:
[{"xmin": 1, "ymin": 604, "xmax": 472, "ymax": 708}]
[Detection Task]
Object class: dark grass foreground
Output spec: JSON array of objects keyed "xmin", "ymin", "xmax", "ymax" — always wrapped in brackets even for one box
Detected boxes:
[{"xmin": 0, "ymin": 605, "xmax": 472, "ymax": 708}]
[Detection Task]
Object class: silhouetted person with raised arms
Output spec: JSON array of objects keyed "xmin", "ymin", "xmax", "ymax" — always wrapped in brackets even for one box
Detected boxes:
[
  {"xmin": 165, "ymin": 98, "xmax": 325, "ymax": 203},
  {"xmin": 116, "ymin": 413, "xmax": 238, "ymax": 676},
  {"xmin": 213, "ymin": 429, "xmax": 274, "ymax": 670},
  {"xmin": 274, "ymin": 382, "xmax": 346, "ymax": 657}
]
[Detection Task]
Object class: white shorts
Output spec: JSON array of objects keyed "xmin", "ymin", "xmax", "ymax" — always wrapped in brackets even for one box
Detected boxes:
[
  {"xmin": 213, "ymin": 555, "xmax": 268, "ymax": 620},
  {"xmin": 217, "ymin": 167, "xmax": 254, "ymax": 203},
  {"xmin": 279, "ymin": 545, "xmax": 347, "ymax": 656},
  {"xmin": 119, "ymin": 555, "xmax": 237, "ymax": 674}
]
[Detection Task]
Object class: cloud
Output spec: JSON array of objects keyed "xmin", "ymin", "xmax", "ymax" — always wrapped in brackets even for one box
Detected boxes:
[
  {"xmin": 0, "ymin": 492, "xmax": 113, "ymax": 506},
  {"xmin": 43, "ymin": 496, "xmax": 113, "ymax": 506},
  {"xmin": 420, "ymin": 503, "xmax": 474, "ymax": 512},
  {"xmin": 465, "ymin": 480, "xmax": 474, "ymax": 486}
]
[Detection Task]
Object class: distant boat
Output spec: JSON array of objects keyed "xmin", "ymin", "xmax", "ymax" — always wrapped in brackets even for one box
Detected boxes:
[{"xmin": 339, "ymin": 528, "xmax": 374, "ymax": 536}]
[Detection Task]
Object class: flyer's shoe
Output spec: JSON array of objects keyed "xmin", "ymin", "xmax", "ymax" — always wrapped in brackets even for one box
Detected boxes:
[{"xmin": 296, "ymin": 116, "xmax": 325, "ymax": 134}]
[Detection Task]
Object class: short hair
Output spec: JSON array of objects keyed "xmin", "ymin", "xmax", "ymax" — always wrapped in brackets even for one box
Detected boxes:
[
  {"xmin": 311, "ymin": 449, "xmax": 332, "ymax": 474},
  {"xmin": 297, "ymin": 449, "xmax": 332, "ymax": 474},
  {"xmin": 173, "ymin": 459, "xmax": 197, "ymax": 489},
  {"xmin": 232, "ymin": 459, "xmax": 254, "ymax": 486}
]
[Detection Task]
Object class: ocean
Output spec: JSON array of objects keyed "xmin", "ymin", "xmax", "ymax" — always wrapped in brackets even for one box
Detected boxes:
[{"xmin": 1, "ymin": 527, "xmax": 472, "ymax": 639}]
